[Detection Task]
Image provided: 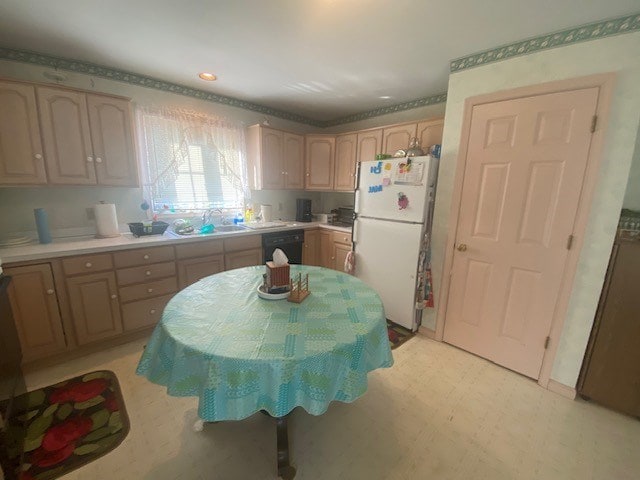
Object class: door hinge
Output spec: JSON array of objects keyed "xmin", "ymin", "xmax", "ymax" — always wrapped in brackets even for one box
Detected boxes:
[
  {"xmin": 566, "ymin": 234, "xmax": 574, "ymax": 250},
  {"xmin": 544, "ymin": 336, "xmax": 551, "ymax": 349},
  {"xmin": 590, "ymin": 115, "xmax": 598, "ymax": 133}
]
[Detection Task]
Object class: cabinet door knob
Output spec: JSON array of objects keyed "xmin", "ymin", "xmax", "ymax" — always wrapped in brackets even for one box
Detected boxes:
[
  {"xmin": 111, "ymin": 294, "xmax": 117, "ymax": 299},
  {"xmin": 147, "ymin": 288, "xmax": 154, "ymax": 293},
  {"xmin": 456, "ymin": 244, "xmax": 468, "ymax": 252},
  {"xmin": 306, "ymin": 173, "xmax": 310, "ymax": 176},
  {"xmin": 95, "ymin": 157, "xmax": 103, "ymax": 163},
  {"xmin": 145, "ymin": 270, "xmax": 151, "ymax": 276},
  {"xmin": 150, "ymin": 309, "xmax": 156, "ymax": 315},
  {"xmin": 47, "ymin": 289, "xmax": 54, "ymax": 295},
  {"xmin": 85, "ymin": 262, "xmax": 92, "ymax": 268},
  {"xmin": 35, "ymin": 153, "xmax": 43, "ymax": 160},
  {"xmin": 143, "ymin": 254, "xmax": 150, "ymax": 260},
  {"xmin": 344, "ymin": 237, "xmax": 348, "ymax": 242},
  {"xmin": 87, "ymin": 156, "xmax": 94, "ymax": 163}
]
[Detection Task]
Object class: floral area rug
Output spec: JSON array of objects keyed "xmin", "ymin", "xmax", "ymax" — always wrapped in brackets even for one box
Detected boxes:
[
  {"xmin": 386, "ymin": 320, "xmax": 414, "ymax": 350},
  {"xmin": 1, "ymin": 370, "xmax": 129, "ymax": 480}
]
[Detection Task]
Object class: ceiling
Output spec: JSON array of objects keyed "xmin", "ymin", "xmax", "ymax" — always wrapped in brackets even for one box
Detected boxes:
[{"xmin": 0, "ymin": 1, "xmax": 638, "ymax": 123}]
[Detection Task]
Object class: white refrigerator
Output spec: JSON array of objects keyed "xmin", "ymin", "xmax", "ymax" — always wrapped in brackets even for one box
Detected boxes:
[{"xmin": 353, "ymin": 155, "xmax": 439, "ymax": 331}]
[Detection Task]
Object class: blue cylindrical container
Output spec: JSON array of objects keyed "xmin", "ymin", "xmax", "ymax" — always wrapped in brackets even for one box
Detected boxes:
[{"xmin": 34, "ymin": 208, "xmax": 52, "ymax": 244}]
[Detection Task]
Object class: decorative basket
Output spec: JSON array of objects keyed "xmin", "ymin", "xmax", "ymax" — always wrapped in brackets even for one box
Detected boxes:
[{"xmin": 128, "ymin": 221, "xmax": 169, "ymax": 237}]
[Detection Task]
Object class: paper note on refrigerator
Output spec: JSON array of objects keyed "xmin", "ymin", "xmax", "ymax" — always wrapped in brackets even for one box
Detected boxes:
[{"xmin": 394, "ymin": 161, "xmax": 425, "ymax": 185}]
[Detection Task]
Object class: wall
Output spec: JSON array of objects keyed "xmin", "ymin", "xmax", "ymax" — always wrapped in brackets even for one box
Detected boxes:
[
  {"xmin": 0, "ymin": 60, "xmax": 319, "ymax": 236},
  {"xmin": 622, "ymin": 121, "xmax": 640, "ymax": 210},
  {"xmin": 426, "ymin": 32, "xmax": 640, "ymax": 388}
]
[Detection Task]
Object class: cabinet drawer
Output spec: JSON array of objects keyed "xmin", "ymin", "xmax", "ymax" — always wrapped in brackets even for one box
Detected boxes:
[
  {"xmin": 121, "ymin": 294, "xmax": 174, "ymax": 331},
  {"xmin": 332, "ymin": 231, "xmax": 352, "ymax": 246},
  {"xmin": 224, "ymin": 234, "xmax": 261, "ymax": 252},
  {"xmin": 113, "ymin": 246, "xmax": 174, "ymax": 268},
  {"xmin": 118, "ymin": 276, "xmax": 178, "ymax": 303},
  {"xmin": 175, "ymin": 239, "xmax": 224, "ymax": 259},
  {"xmin": 62, "ymin": 253, "xmax": 113, "ymax": 276},
  {"xmin": 116, "ymin": 261, "xmax": 176, "ymax": 286}
]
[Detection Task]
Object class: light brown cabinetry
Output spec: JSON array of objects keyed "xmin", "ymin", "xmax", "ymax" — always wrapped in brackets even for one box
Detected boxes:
[
  {"xmin": 334, "ymin": 133, "xmax": 358, "ymax": 191},
  {"xmin": 356, "ymin": 129, "xmax": 382, "ymax": 163},
  {"xmin": 319, "ymin": 230, "xmax": 334, "ymax": 269},
  {"xmin": 0, "ymin": 81, "xmax": 47, "ymax": 185},
  {"xmin": 223, "ymin": 235, "xmax": 262, "ymax": 271},
  {"xmin": 66, "ymin": 271, "xmax": 123, "ymax": 345},
  {"xmin": 382, "ymin": 123, "xmax": 417, "ymax": 155},
  {"xmin": 37, "ymin": 87, "xmax": 138, "ymax": 186},
  {"xmin": 417, "ymin": 119, "xmax": 444, "ymax": 152},
  {"xmin": 246, "ymin": 125, "xmax": 304, "ymax": 190},
  {"xmin": 302, "ymin": 229, "xmax": 319, "ymax": 266},
  {"xmin": 177, "ymin": 255, "xmax": 225, "ymax": 288},
  {"xmin": 305, "ymin": 135, "xmax": 335, "ymax": 190},
  {"xmin": 113, "ymin": 246, "xmax": 178, "ymax": 332},
  {"xmin": 4, "ymin": 264, "xmax": 67, "ymax": 361}
]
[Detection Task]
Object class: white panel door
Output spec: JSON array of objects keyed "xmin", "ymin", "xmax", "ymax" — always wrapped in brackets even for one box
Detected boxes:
[
  {"xmin": 443, "ymin": 87, "xmax": 599, "ymax": 379},
  {"xmin": 354, "ymin": 217, "xmax": 423, "ymax": 329},
  {"xmin": 356, "ymin": 157, "xmax": 433, "ymax": 223}
]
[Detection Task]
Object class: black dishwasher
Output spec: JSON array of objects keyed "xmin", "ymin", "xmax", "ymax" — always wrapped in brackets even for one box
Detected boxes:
[{"xmin": 262, "ymin": 230, "xmax": 304, "ymax": 264}]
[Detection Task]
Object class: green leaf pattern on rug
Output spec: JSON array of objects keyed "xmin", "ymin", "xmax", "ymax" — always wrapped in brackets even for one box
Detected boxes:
[
  {"xmin": 56, "ymin": 403, "xmax": 73, "ymax": 420},
  {"xmin": 82, "ymin": 372, "xmax": 106, "ymax": 382},
  {"xmin": 108, "ymin": 411, "xmax": 122, "ymax": 433},
  {"xmin": 17, "ymin": 409, "xmax": 40, "ymax": 422},
  {"xmin": 26, "ymin": 413, "xmax": 53, "ymax": 441},
  {"xmin": 42, "ymin": 403, "xmax": 58, "ymax": 417},
  {"xmin": 24, "ymin": 389, "xmax": 46, "ymax": 408},
  {"xmin": 90, "ymin": 409, "xmax": 110, "ymax": 430},
  {"xmin": 74, "ymin": 395, "xmax": 104, "ymax": 409},
  {"xmin": 82, "ymin": 426, "xmax": 113, "ymax": 442},
  {"xmin": 74, "ymin": 444, "xmax": 100, "ymax": 455},
  {"xmin": 95, "ymin": 433, "xmax": 121, "ymax": 451},
  {"xmin": 23, "ymin": 434, "xmax": 44, "ymax": 452}
]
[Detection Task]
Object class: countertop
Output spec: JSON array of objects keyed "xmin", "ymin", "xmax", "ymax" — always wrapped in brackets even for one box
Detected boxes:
[{"xmin": 0, "ymin": 222, "xmax": 352, "ymax": 265}]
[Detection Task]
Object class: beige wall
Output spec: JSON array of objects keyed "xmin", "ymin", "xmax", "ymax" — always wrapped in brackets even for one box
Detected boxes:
[
  {"xmin": 622, "ymin": 121, "xmax": 640, "ymax": 210},
  {"xmin": 426, "ymin": 32, "xmax": 640, "ymax": 388}
]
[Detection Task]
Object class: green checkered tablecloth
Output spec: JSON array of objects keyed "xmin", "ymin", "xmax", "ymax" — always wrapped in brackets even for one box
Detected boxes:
[{"xmin": 136, "ymin": 265, "xmax": 394, "ymax": 421}]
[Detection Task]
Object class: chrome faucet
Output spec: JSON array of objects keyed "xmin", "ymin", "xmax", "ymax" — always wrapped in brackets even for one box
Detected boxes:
[{"xmin": 202, "ymin": 208, "xmax": 230, "ymax": 226}]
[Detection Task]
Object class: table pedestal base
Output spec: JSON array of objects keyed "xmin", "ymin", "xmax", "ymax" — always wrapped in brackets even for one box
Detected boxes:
[
  {"xmin": 276, "ymin": 415, "xmax": 296, "ymax": 480},
  {"xmin": 196, "ymin": 412, "xmax": 296, "ymax": 479}
]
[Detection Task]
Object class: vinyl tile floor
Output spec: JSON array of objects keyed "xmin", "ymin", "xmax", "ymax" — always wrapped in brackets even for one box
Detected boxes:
[{"xmin": 22, "ymin": 333, "xmax": 640, "ymax": 480}]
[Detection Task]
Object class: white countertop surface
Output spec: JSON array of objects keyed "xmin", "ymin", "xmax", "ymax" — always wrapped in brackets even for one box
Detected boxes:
[{"xmin": 0, "ymin": 222, "xmax": 352, "ymax": 265}]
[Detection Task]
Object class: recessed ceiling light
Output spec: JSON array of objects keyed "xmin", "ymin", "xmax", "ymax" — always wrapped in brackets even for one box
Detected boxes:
[
  {"xmin": 198, "ymin": 72, "xmax": 217, "ymax": 81},
  {"xmin": 379, "ymin": 95, "xmax": 392, "ymax": 99}
]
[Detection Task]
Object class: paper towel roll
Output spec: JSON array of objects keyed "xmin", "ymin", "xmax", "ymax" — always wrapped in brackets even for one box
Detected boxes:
[
  {"xmin": 260, "ymin": 204, "xmax": 272, "ymax": 223},
  {"xmin": 94, "ymin": 203, "xmax": 120, "ymax": 238}
]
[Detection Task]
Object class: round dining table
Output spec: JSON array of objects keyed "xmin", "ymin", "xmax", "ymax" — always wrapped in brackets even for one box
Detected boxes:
[{"xmin": 136, "ymin": 265, "xmax": 393, "ymax": 479}]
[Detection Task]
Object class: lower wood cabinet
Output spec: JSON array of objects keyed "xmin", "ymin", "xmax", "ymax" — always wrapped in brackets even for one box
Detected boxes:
[
  {"xmin": 121, "ymin": 294, "xmax": 174, "ymax": 332},
  {"xmin": 319, "ymin": 230, "xmax": 334, "ymax": 269},
  {"xmin": 66, "ymin": 271, "xmax": 123, "ymax": 345},
  {"xmin": 302, "ymin": 229, "xmax": 319, "ymax": 266},
  {"xmin": 225, "ymin": 248, "xmax": 262, "ymax": 271},
  {"xmin": 4, "ymin": 264, "xmax": 67, "ymax": 361},
  {"xmin": 177, "ymin": 254, "xmax": 225, "ymax": 289}
]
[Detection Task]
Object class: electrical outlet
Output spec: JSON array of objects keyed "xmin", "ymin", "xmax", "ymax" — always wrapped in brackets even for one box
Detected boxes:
[{"xmin": 86, "ymin": 207, "xmax": 95, "ymax": 221}]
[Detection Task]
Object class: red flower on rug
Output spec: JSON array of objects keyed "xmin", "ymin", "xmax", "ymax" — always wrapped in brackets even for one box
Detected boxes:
[
  {"xmin": 31, "ymin": 441, "xmax": 77, "ymax": 468},
  {"xmin": 104, "ymin": 392, "xmax": 119, "ymax": 413},
  {"xmin": 49, "ymin": 378, "xmax": 109, "ymax": 404},
  {"xmin": 42, "ymin": 416, "xmax": 93, "ymax": 452}
]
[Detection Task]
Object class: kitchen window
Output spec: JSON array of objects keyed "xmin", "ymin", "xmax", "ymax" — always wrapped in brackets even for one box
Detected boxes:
[{"xmin": 136, "ymin": 106, "xmax": 248, "ymax": 213}]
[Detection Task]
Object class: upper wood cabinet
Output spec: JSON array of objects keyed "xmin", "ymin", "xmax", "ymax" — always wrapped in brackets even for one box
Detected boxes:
[
  {"xmin": 356, "ymin": 129, "xmax": 382, "ymax": 163},
  {"xmin": 305, "ymin": 135, "xmax": 335, "ymax": 190},
  {"xmin": 4, "ymin": 264, "xmax": 67, "ymax": 362},
  {"xmin": 0, "ymin": 81, "xmax": 47, "ymax": 185},
  {"xmin": 417, "ymin": 118, "xmax": 444, "ymax": 152},
  {"xmin": 37, "ymin": 87, "xmax": 138, "ymax": 186},
  {"xmin": 246, "ymin": 125, "xmax": 304, "ymax": 190},
  {"xmin": 382, "ymin": 123, "xmax": 417, "ymax": 155},
  {"xmin": 334, "ymin": 133, "xmax": 358, "ymax": 191},
  {"xmin": 87, "ymin": 95, "xmax": 138, "ymax": 186}
]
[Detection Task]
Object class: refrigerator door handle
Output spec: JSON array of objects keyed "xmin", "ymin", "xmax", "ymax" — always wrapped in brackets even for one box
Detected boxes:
[
  {"xmin": 354, "ymin": 188, "xmax": 361, "ymax": 215},
  {"xmin": 352, "ymin": 219, "xmax": 359, "ymax": 246}
]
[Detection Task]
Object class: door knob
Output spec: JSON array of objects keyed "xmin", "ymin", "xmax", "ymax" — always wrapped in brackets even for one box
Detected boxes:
[{"xmin": 456, "ymin": 244, "xmax": 468, "ymax": 252}]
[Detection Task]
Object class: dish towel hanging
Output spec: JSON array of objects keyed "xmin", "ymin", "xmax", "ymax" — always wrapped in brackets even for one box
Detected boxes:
[{"xmin": 344, "ymin": 250, "xmax": 356, "ymax": 275}]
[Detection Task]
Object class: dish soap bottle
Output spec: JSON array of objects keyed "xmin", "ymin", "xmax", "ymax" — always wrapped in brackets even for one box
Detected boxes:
[{"xmin": 244, "ymin": 207, "xmax": 254, "ymax": 223}]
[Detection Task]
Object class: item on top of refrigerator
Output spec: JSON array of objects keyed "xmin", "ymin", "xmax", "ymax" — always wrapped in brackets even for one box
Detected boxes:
[
  {"xmin": 393, "ymin": 149, "xmax": 407, "ymax": 157},
  {"xmin": 375, "ymin": 153, "xmax": 393, "ymax": 160},
  {"xmin": 429, "ymin": 144, "xmax": 441, "ymax": 159},
  {"xmin": 406, "ymin": 137, "xmax": 424, "ymax": 157}
]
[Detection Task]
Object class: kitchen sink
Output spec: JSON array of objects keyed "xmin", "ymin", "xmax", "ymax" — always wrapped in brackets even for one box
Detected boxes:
[
  {"xmin": 213, "ymin": 225, "xmax": 248, "ymax": 232},
  {"xmin": 165, "ymin": 224, "xmax": 248, "ymax": 238}
]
